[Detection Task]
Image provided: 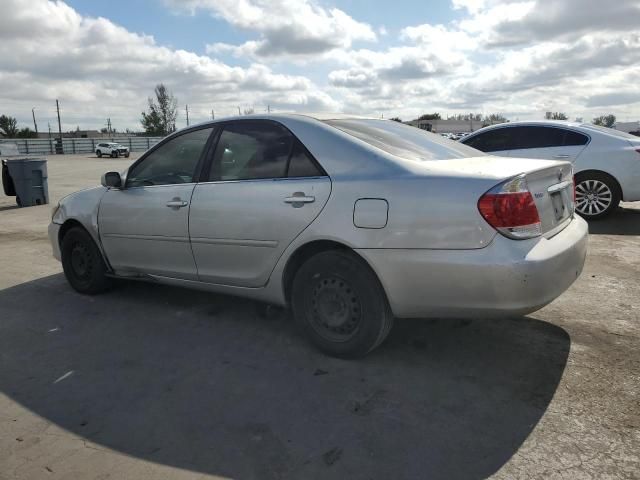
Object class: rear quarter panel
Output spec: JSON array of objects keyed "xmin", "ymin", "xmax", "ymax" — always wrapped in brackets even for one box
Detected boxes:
[{"xmin": 575, "ymin": 135, "xmax": 640, "ymax": 201}]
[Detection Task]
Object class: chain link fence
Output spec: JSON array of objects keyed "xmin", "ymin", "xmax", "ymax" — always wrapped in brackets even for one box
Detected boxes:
[{"xmin": 0, "ymin": 137, "xmax": 163, "ymax": 156}]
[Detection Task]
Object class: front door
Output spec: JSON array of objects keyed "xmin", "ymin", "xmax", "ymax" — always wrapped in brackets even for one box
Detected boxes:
[
  {"xmin": 189, "ymin": 120, "xmax": 331, "ymax": 287},
  {"xmin": 99, "ymin": 127, "xmax": 214, "ymax": 280}
]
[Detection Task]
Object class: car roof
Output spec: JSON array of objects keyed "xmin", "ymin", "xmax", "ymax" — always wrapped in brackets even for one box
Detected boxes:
[
  {"xmin": 479, "ymin": 120, "xmax": 583, "ymax": 129},
  {"xmin": 468, "ymin": 120, "xmax": 638, "ymax": 141}
]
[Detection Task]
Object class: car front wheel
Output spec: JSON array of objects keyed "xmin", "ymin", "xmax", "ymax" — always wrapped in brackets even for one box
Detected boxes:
[
  {"xmin": 61, "ymin": 227, "xmax": 112, "ymax": 294},
  {"xmin": 575, "ymin": 172, "xmax": 621, "ymax": 219},
  {"xmin": 291, "ymin": 250, "xmax": 394, "ymax": 358},
  {"xmin": 111, "ymin": 150, "xmax": 118, "ymax": 158}
]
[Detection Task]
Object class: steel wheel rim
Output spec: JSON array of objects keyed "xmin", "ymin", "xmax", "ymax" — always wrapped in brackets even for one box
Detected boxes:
[
  {"xmin": 309, "ymin": 276, "xmax": 361, "ymax": 343},
  {"xmin": 575, "ymin": 180, "xmax": 612, "ymax": 216},
  {"xmin": 70, "ymin": 242, "xmax": 92, "ymax": 280}
]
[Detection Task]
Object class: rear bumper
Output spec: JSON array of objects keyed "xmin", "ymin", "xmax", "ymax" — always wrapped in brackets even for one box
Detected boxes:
[
  {"xmin": 48, "ymin": 222, "xmax": 61, "ymax": 261},
  {"xmin": 356, "ymin": 216, "xmax": 588, "ymax": 318}
]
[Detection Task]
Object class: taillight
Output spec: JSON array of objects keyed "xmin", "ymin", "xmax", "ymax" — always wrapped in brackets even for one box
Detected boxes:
[{"xmin": 478, "ymin": 174, "xmax": 541, "ymax": 239}]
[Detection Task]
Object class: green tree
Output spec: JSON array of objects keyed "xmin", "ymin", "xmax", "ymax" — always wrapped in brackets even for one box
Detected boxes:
[
  {"xmin": 141, "ymin": 83, "xmax": 178, "ymax": 136},
  {"xmin": 592, "ymin": 114, "xmax": 616, "ymax": 128},
  {"xmin": 0, "ymin": 115, "xmax": 18, "ymax": 137},
  {"xmin": 417, "ymin": 113, "xmax": 441, "ymax": 121},
  {"xmin": 545, "ymin": 112, "xmax": 568, "ymax": 120},
  {"xmin": 16, "ymin": 127, "xmax": 37, "ymax": 138},
  {"xmin": 389, "ymin": 117, "xmax": 403, "ymax": 123},
  {"xmin": 484, "ymin": 113, "xmax": 507, "ymax": 123}
]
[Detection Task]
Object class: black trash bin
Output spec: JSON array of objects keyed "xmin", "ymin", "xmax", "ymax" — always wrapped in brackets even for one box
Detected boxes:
[{"xmin": 2, "ymin": 158, "xmax": 49, "ymax": 207}]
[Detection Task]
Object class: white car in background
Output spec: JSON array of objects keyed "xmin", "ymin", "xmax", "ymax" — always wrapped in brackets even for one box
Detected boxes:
[
  {"xmin": 95, "ymin": 142, "xmax": 130, "ymax": 158},
  {"xmin": 461, "ymin": 121, "xmax": 640, "ymax": 218}
]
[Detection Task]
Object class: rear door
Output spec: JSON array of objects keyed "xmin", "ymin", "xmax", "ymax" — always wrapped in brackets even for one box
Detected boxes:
[
  {"xmin": 189, "ymin": 120, "xmax": 331, "ymax": 287},
  {"xmin": 507, "ymin": 126, "xmax": 589, "ymax": 162}
]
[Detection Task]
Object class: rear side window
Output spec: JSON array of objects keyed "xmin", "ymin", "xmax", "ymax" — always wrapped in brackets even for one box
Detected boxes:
[
  {"xmin": 563, "ymin": 130, "xmax": 589, "ymax": 146},
  {"xmin": 287, "ymin": 141, "xmax": 323, "ymax": 177}
]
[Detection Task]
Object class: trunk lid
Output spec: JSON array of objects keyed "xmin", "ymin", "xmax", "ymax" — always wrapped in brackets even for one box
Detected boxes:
[{"xmin": 407, "ymin": 155, "xmax": 575, "ymax": 237}]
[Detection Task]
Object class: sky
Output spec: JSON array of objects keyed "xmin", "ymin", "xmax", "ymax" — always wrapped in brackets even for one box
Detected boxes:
[{"xmin": 1, "ymin": 0, "xmax": 640, "ymax": 132}]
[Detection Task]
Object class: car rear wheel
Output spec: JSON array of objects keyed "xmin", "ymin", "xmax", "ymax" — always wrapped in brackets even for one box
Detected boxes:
[
  {"xmin": 575, "ymin": 172, "xmax": 621, "ymax": 219},
  {"xmin": 96, "ymin": 150, "xmax": 102, "ymax": 158},
  {"xmin": 291, "ymin": 250, "xmax": 393, "ymax": 358},
  {"xmin": 61, "ymin": 227, "xmax": 112, "ymax": 294}
]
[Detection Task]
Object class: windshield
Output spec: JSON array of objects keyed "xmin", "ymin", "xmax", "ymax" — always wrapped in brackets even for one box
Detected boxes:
[
  {"xmin": 580, "ymin": 124, "xmax": 640, "ymax": 140},
  {"xmin": 324, "ymin": 119, "xmax": 482, "ymax": 161}
]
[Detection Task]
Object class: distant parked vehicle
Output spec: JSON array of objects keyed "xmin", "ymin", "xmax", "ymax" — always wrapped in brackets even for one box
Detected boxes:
[
  {"xmin": 49, "ymin": 114, "xmax": 587, "ymax": 357},
  {"xmin": 96, "ymin": 142, "xmax": 129, "ymax": 158},
  {"xmin": 461, "ymin": 121, "xmax": 640, "ymax": 219}
]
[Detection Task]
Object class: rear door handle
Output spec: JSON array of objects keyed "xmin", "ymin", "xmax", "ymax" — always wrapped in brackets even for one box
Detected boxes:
[
  {"xmin": 166, "ymin": 198, "xmax": 188, "ymax": 209},
  {"xmin": 553, "ymin": 154, "xmax": 571, "ymax": 159},
  {"xmin": 284, "ymin": 192, "xmax": 315, "ymax": 206}
]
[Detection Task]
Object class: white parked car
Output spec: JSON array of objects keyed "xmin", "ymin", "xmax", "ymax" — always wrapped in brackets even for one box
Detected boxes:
[
  {"xmin": 461, "ymin": 121, "xmax": 640, "ymax": 218},
  {"xmin": 95, "ymin": 142, "xmax": 129, "ymax": 158}
]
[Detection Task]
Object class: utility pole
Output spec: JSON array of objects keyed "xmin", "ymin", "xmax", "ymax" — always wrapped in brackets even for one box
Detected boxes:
[
  {"xmin": 238, "ymin": 106, "xmax": 241, "ymax": 116},
  {"xmin": 56, "ymin": 100, "xmax": 62, "ymax": 139},
  {"xmin": 267, "ymin": 105, "xmax": 271, "ymax": 113},
  {"xmin": 106, "ymin": 118, "xmax": 112, "ymax": 135},
  {"xmin": 56, "ymin": 99, "xmax": 63, "ymax": 154},
  {"xmin": 211, "ymin": 109, "xmax": 215, "ymax": 120},
  {"xmin": 32, "ymin": 108, "xmax": 38, "ymax": 135},
  {"xmin": 185, "ymin": 105, "xmax": 190, "ymax": 126}
]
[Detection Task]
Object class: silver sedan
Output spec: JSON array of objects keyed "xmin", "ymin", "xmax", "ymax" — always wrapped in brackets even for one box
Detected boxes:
[{"xmin": 49, "ymin": 114, "xmax": 588, "ymax": 357}]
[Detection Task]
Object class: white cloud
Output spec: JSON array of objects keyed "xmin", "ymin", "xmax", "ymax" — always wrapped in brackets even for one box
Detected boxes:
[
  {"xmin": 2, "ymin": 0, "xmax": 640, "ymax": 130},
  {"xmin": 170, "ymin": 0, "xmax": 377, "ymax": 59},
  {"xmin": 0, "ymin": 0, "xmax": 335, "ymax": 130}
]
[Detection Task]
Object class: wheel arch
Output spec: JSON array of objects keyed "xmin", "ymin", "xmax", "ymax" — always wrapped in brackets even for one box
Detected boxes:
[
  {"xmin": 282, "ymin": 239, "xmax": 384, "ymax": 306},
  {"xmin": 575, "ymin": 169, "xmax": 624, "ymax": 200},
  {"xmin": 58, "ymin": 219, "xmax": 113, "ymax": 272}
]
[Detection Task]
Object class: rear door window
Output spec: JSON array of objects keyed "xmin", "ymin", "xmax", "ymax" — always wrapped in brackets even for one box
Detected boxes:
[
  {"xmin": 513, "ymin": 126, "xmax": 565, "ymax": 150},
  {"xmin": 209, "ymin": 121, "xmax": 325, "ymax": 181}
]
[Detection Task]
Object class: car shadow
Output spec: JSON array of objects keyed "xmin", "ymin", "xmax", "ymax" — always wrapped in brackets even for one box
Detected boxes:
[
  {"xmin": 0, "ymin": 204, "xmax": 19, "ymax": 211},
  {"xmin": 588, "ymin": 206, "xmax": 640, "ymax": 235},
  {"xmin": 0, "ymin": 275, "xmax": 570, "ymax": 480}
]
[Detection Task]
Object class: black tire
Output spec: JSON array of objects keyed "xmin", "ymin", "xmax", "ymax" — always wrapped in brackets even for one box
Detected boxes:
[
  {"xmin": 291, "ymin": 250, "xmax": 394, "ymax": 358},
  {"xmin": 96, "ymin": 150, "xmax": 102, "ymax": 158},
  {"xmin": 125, "ymin": 153, "xmax": 130, "ymax": 158},
  {"xmin": 2, "ymin": 163, "xmax": 16, "ymax": 196},
  {"xmin": 575, "ymin": 172, "xmax": 621, "ymax": 220},
  {"xmin": 111, "ymin": 150, "xmax": 118, "ymax": 158},
  {"xmin": 61, "ymin": 227, "xmax": 112, "ymax": 294}
]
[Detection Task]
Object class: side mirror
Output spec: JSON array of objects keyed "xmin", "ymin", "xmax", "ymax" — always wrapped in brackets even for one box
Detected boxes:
[{"xmin": 101, "ymin": 171, "xmax": 122, "ymax": 188}]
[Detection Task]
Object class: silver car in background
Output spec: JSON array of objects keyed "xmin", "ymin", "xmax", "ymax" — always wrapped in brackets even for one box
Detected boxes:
[{"xmin": 49, "ymin": 114, "xmax": 588, "ymax": 357}]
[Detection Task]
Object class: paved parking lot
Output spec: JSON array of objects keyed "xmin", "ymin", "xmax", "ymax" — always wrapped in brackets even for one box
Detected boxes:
[{"xmin": 1, "ymin": 154, "xmax": 638, "ymax": 479}]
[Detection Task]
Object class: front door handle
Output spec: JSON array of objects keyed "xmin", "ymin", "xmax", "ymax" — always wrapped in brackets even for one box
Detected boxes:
[
  {"xmin": 553, "ymin": 154, "xmax": 571, "ymax": 159},
  {"xmin": 166, "ymin": 198, "xmax": 188, "ymax": 209},
  {"xmin": 284, "ymin": 192, "xmax": 315, "ymax": 207}
]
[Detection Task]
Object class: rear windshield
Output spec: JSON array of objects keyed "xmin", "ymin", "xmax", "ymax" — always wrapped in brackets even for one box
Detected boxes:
[
  {"xmin": 580, "ymin": 124, "xmax": 640, "ymax": 140},
  {"xmin": 324, "ymin": 119, "xmax": 482, "ymax": 161}
]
